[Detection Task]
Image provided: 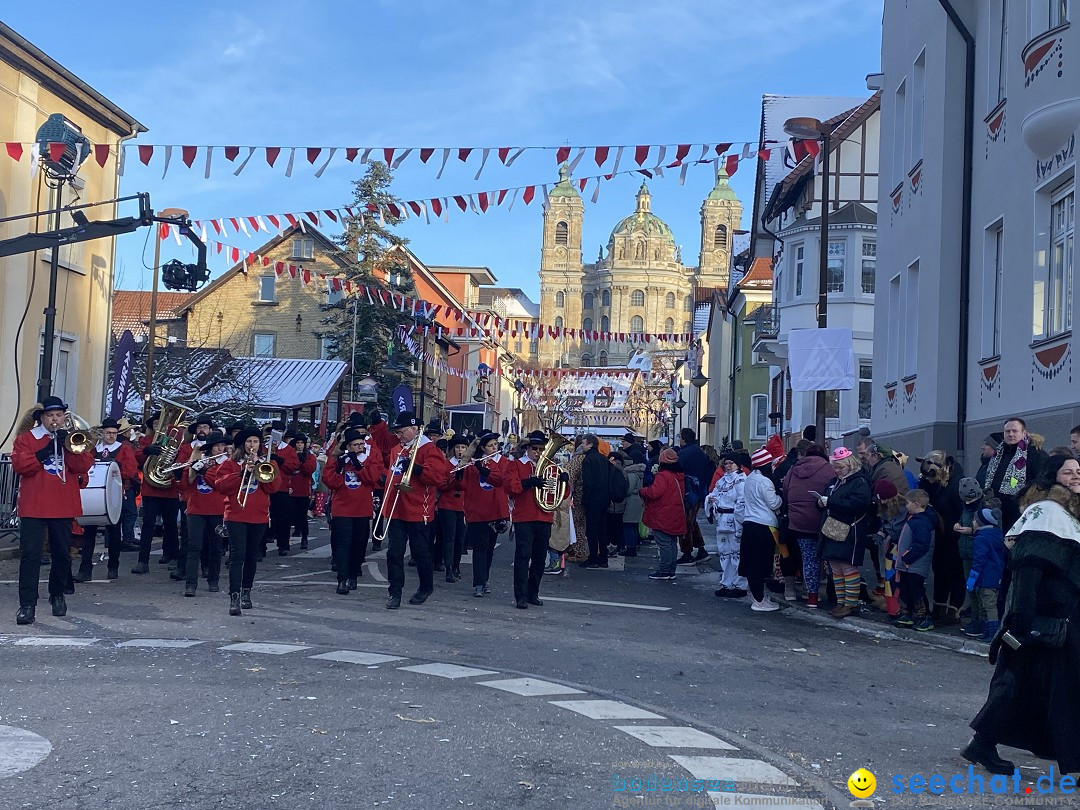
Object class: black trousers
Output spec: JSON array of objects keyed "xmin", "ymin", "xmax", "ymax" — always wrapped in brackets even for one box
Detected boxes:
[
  {"xmin": 467, "ymin": 521, "xmax": 498, "ymax": 588},
  {"xmin": 584, "ymin": 509, "xmax": 608, "ymax": 564},
  {"xmin": 269, "ymin": 492, "xmax": 292, "ymax": 551},
  {"xmin": 20, "ymin": 517, "xmax": 72, "ymax": 606},
  {"xmin": 331, "ymin": 516, "xmax": 370, "ymax": 581},
  {"xmin": 438, "ymin": 508, "xmax": 465, "ymax": 572},
  {"xmin": 139, "ymin": 496, "xmax": 180, "ymax": 564},
  {"xmin": 79, "ymin": 522, "xmax": 121, "ymax": 573},
  {"xmin": 186, "ymin": 514, "xmax": 223, "ymax": 588},
  {"xmin": 386, "ymin": 519, "xmax": 433, "ymax": 598},
  {"xmin": 290, "ymin": 495, "xmax": 310, "ymax": 542},
  {"xmin": 514, "ymin": 521, "xmax": 551, "ymax": 602},
  {"xmin": 901, "ymin": 572, "xmax": 928, "ymax": 615},
  {"xmin": 120, "ymin": 487, "xmax": 138, "ymax": 545},
  {"xmin": 227, "ymin": 521, "xmax": 265, "ymax": 595},
  {"xmin": 931, "ymin": 532, "xmax": 966, "ymax": 611}
]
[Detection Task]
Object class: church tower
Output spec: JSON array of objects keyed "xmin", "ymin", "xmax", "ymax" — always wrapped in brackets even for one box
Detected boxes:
[
  {"xmin": 699, "ymin": 166, "xmax": 742, "ymax": 286},
  {"xmin": 538, "ymin": 165, "xmax": 584, "ymax": 366}
]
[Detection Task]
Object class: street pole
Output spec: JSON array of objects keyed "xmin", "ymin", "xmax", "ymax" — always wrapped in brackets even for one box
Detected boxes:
[
  {"xmin": 418, "ymin": 324, "xmax": 428, "ymax": 422},
  {"xmin": 37, "ymin": 184, "xmax": 65, "ymax": 404},
  {"xmin": 350, "ymin": 296, "xmax": 358, "ymax": 400},
  {"xmin": 814, "ymin": 130, "xmax": 832, "ymax": 447},
  {"xmin": 142, "ymin": 225, "xmax": 163, "ymax": 421}
]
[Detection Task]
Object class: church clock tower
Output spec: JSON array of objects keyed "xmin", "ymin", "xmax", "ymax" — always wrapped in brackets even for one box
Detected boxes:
[
  {"xmin": 699, "ymin": 166, "xmax": 742, "ymax": 286},
  {"xmin": 538, "ymin": 165, "xmax": 584, "ymax": 366}
]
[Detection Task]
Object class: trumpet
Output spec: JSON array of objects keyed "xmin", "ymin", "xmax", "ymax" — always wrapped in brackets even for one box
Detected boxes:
[
  {"xmin": 372, "ymin": 437, "xmax": 422, "ymax": 543},
  {"xmin": 237, "ymin": 428, "xmax": 279, "ymax": 507}
]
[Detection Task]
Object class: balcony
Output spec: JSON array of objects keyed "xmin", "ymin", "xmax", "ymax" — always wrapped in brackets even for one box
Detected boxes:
[{"xmin": 747, "ymin": 305, "xmax": 784, "ymax": 367}]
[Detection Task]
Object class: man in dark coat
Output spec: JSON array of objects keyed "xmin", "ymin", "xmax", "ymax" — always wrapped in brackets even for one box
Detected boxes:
[
  {"xmin": 984, "ymin": 417, "xmax": 1047, "ymax": 531},
  {"xmin": 676, "ymin": 428, "xmax": 716, "ymax": 565},
  {"xmin": 975, "ymin": 433, "xmax": 1003, "ymax": 490},
  {"xmin": 579, "ymin": 434, "xmax": 611, "ymax": 569},
  {"xmin": 918, "ymin": 450, "xmax": 966, "ymax": 623}
]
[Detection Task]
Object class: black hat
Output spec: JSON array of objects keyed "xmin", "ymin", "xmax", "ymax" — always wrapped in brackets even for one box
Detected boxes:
[
  {"xmin": 424, "ymin": 419, "xmax": 443, "ymax": 436},
  {"xmin": 346, "ymin": 411, "xmax": 366, "ymax": 427},
  {"xmin": 524, "ymin": 430, "xmax": 547, "ymax": 447},
  {"xmin": 435, "ymin": 439, "xmax": 448, "ymax": 451},
  {"xmin": 448, "ymin": 435, "xmax": 470, "ymax": 449},
  {"xmin": 192, "ymin": 413, "xmax": 215, "ymax": 429},
  {"xmin": 144, "ymin": 411, "xmax": 161, "ymax": 429},
  {"xmin": 475, "ymin": 431, "xmax": 500, "ymax": 453},
  {"xmin": 292, "ymin": 433, "xmax": 309, "ymax": 444},
  {"xmin": 202, "ymin": 430, "xmax": 228, "ymax": 449},
  {"xmin": 38, "ymin": 396, "xmax": 67, "ymax": 414},
  {"xmin": 270, "ymin": 420, "xmax": 287, "ymax": 431},
  {"xmin": 648, "ymin": 439, "xmax": 663, "ymax": 452},
  {"xmin": 283, "ymin": 428, "xmax": 298, "ymax": 440},
  {"xmin": 392, "ymin": 411, "xmax": 420, "ymax": 429},
  {"xmin": 621, "ymin": 433, "xmax": 637, "ymax": 444},
  {"xmin": 224, "ymin": 421, "xmax": 246, "ymax": 435},
  {"xmin": 343, "ymin": 428, "xmax": 366, "ymax": 445},
  {"xmin": 233, "ymin": 428, "xmax": 261, "ymax": 448},
  {"xmin": 98, "ymin": 417, "xmax": 122, "ymax": 430}
]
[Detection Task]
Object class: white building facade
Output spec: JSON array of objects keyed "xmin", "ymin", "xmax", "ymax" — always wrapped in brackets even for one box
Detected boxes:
[{"xmin": 874, "ymin": 0, "xmax": 1079, "ymax": 466}]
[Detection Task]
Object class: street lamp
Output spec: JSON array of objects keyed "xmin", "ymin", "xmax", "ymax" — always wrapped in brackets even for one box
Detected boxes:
[{"xmin": 783, "ymin": 115, "xmax": 835, "ymax": 445}]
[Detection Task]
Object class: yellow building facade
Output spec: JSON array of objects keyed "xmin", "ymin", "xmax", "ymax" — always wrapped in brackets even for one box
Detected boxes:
[
  {"xmin": 0, "ymin": 23, "xmax": 144, "ymax": 449},
  {"xmin": 538, "ymin": 166, "xmax": 741, "ymax": 367}
]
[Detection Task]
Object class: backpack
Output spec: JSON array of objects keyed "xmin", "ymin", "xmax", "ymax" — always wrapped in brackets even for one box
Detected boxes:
[
  {"xmin": 683, "ymin": 474, "xmax": 702, "ymax": 510},
  {"xmin": 609, "ymin": 465, "xmax": 629, "ymax": 503}
]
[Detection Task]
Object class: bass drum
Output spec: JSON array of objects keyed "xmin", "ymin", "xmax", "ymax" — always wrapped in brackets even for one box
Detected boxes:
[{"xmin": 77, "ymin": 460, "xmax": 123, "ymax": 527}]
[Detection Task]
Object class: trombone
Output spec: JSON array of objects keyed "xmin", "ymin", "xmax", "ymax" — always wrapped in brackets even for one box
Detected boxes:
[
  {"xmin": 372, "ymin": 436, "xmax": 421, "ymax": 543},
  {"xmin": 237, "ymin": 428, "xmax": 279, "ymax": 507}
]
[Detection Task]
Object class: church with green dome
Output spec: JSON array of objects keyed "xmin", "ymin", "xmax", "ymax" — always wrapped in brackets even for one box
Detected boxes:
[{"xmin": 537, "ymin": 166, "xmax": 742, "ymax": 367}]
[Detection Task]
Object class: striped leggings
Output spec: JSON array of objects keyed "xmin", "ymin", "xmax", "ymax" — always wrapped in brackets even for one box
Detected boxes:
[{"xmin": 828, "ymin": 561, "xmax": 860, "ymax": 607}]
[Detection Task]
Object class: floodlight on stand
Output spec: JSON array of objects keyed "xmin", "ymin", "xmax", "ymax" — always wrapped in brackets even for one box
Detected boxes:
[
  {"xmin": 35, "ymin": 114, "xmax": 91, "ymax": 177},
  {"xmin": 161, "ymin": 258, "xmax": 211, "ymax": 292}
]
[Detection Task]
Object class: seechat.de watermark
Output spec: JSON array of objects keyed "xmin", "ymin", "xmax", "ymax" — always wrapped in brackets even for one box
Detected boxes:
[{"xmin": 891, "ymin": 766, "xmax": 1078, "ymax": 800}]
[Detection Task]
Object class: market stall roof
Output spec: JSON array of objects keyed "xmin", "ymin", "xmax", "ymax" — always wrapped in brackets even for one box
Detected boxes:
[{"xmin": 233, "ymin": 357, "xmax": 348, "ymax": 409}]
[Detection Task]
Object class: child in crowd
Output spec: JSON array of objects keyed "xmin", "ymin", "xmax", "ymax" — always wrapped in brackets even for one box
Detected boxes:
[
  {"xmin": 705, "ymin": 453, "xmax": 747, "ymax": 598},
  {"xmin": 953, "ymin": 477, "xmax": 984, "ymax": 608},
  {"xmin": 962, "ymin": 507, "xmax": 1006, "ymax": 641},
  {"xmin": 895, "ymin": 489, "xmax": 938, "ymax": 631}
]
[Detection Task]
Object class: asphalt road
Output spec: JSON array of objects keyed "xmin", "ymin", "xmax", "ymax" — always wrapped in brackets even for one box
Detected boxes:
[{"xmin": 0, "ymin": 519, "xmax": 1060, "ymax": 809}]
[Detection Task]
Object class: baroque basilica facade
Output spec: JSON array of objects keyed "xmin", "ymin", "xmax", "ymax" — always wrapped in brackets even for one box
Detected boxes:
[{"xmin": 537, "ymin": 166, "xmax": 742, "ymax": 367}]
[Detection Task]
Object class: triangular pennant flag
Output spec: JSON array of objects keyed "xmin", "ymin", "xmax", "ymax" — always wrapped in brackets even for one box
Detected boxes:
[
  {"xmin": 477, "ymin": 192, "xmax": 489, "ymax": 212},
  {"xmin": 284, "ymin": 213, "xmax": 298, "ymax": 228},
  {"xmin": 419, "ymin": 147, "xmax": 434, "ymax": 163},
  {"xmin": 556, "ymin": 146, "xmax": 570, "ymax": 163},
  {"xmin": 267, "ymin": 214, "xmax": 280, "ymax": 229},
  {"xmin": 453, "ymin": 195, "xmax": 467, "ymax": 212},
  {"xmin": 715, "ymin": 142, "xmax": 732, "ymax": 155},
  {"xmin": 634, "ymin": 145, "xmax": 650, "ymax": 165},
  {"xmin": 181, "ymin": 145, "xmax": 197, "ymax": 168},
  {"xmin": 757, "ymin": 149, "xmax": 772, "ymax": 161},
  {"xmin": 138, "ymin": 144, "xmax": 154, "ymax": 165},
  {"xmin": 498, "ymin": 146, "xmax": 511, "ymax": 164},
  {"xmin": 93, "ymin": 143, "xmax": 109, "ymax": 167},
  {"xmin": 522, "ymin": 185, "xmax": 535, "ymax": 205},
  {"xmin": 225, "ymin": 146, "xmax": 240, "ymax": 161},
  {"xmin": 323, "ymin": 209, "xmax": 338, "ymax": 222},
  {"xmin": 345, "ymin": 147, "xmax": 359, "ymax": 162},
  {"xmin": 6, "ymin": 142, "xmax": 22, "ymax": 161},
  {"xmin": 457, "ymin": 147, "xmax": 472, "ymax": 162},
  {"xmin": 804, "ymin": 138, "xmax": 821, "ymax": 158},
  {"xmin": 307, "ymin": 147, "xmax": 321, "ymax": 164},
  {"xmin": 265, "ymin": 146, "xmax": 281, "ymax": 167},
  {"xmin": 675, "ymin": 144, "xmax": 691, "ymax": 162},
  {"xmin": 725, "ymin": 154, "xmax": 739, "ymax": 177},
  {"xmin": 430, "ymin": 197, "xmax": 443, "ymax": 217},
  {"xmin": 383, "ymin": 148, "xmax": 395, "ymax": 166},
  {"xmin": 594, "ymin": 145, "xmax": 609, "ymax": 166}
]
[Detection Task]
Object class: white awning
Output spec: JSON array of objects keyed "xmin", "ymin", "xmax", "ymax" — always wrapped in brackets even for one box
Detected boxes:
[{"xmin": 228, "ymin": 357, "xmax": 348, "ymax": 409}]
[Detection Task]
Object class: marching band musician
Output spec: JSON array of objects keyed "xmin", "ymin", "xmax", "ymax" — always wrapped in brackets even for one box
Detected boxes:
[
  {"xmin": 366, "ymin": 409, "xmax": 397, "ymax": 551},
  {"xmin": 288, "ymin": 433, "xmax": 318, "ymax": 551},
  {"xmin": 180, "ymin": 430, "xmax": 229, "ymax": 596},
  {"xmin": 451, "ymin": 430, "xmax": 509, "ymax": 599},
  {"xmin": 268, "ymin": 423, "xmax": 301, "ymax": 557},
  {"xmin": 437, "ymin": 436, "xmax": 470, "ymax": 583},
  {"xmin": 74, "ymin": 417, "xmax": 139, "ymax": 583},
  {"xmin": 379, "ymin": 411, "xmax": 452, "ymax": 610},
  {"xmin": 207, "ymin": 428, "xmax": 281, "ymax": 616},
  {"xmin": 11, "ymin": 396, "xmax": 94, "ymax": 624},
  {"xmin": 321, "ymin": 424, "xmax": 386, "ymax": 595},
  {"xmin": 133, "ymin": 411, "xmax": 182, "ymax": 574},
  {"xmin": 507, "ymin": 431, "xmax": 568, "ymax": 609},
  {"xmin": 171, "ymin": 413, "xmax": 216, "ymax": 582}
]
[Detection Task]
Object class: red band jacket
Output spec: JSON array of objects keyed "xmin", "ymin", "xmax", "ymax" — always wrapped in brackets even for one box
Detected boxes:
[
  {"xmin": 12, "ymin": 426, "xmax": 94, "ymax": 519},
  {"xmin": 95, "ymin": 440, "xmax": 138, "ymax": 490},
  {"xmin": 136, "ymin": 434, "xmax": 180, "ymax": 500},
  {"xmin": 288, "ymin": 450, "xmax": 318, "ymax": 498},
  {"xmin": 321, "ymin": 447, "xmax": 386, "ymax": 518},
  {"xmin": 450, "ymin": 455, "xmax": 510, "ymax": 523},
  {"xmin": 207, "ymin": 457, "xmax": 281, "ymax": 524},
  {"xmin": 507, "ymin": 456, "xmax": 559, "ymax": 525},
  {"xmin": 380, "ymin": 437, "xmax": 453, "ymax": 525}
]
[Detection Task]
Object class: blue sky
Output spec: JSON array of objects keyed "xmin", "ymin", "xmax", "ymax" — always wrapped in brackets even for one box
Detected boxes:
[{"xmin": 5, "ymin": 0, "xmax": 884, "ymax": 298}]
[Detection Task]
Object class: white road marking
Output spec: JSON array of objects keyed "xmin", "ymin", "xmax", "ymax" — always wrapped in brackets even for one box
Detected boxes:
[
  {"xmin": 293, "ymin": 545, "xmax": 332, "ymax": 559},
  {"xmin": 398, "ymin": 663, "xmax": 498, "ymax": 679},
  {"xmin": 116, "ymin": 639, "xmax": 203, "ymax": 649},
  {"xmin": 0, "ymin": 725, "xmax": 52, "ymax": 778},
  {"xmin": 309, "ymin": 651, "xmax": 404, "ymax": 665},
  {"xmin": 363, "ymin": 561, "xmax": 388, "ymax": 582},
  {"xmin": 671, "ymin": 755, "xmax": 790, "ymax": 784},
  {"xmin": 280, "ymin": 570, "xmax": 334, "ymax": 579},
  {"xmin": 613, "ymin": 726, "xmax": 737, "ymax": 750},
  {"xmin": 219, "ymin": 642, "xmax": 310, "ymax": 655},
  {"xmin": 540, "ymin": 596, "xmax": 670, "ymax": 611},
  {"xmin": 549, "ymin": 700, "xmax": 665, "ymax": 720},
  {"xmin": 14, "ymin": 637, "xmax": 98, "ymax": 647},
  {"xmin": 707, "ymin": 793, "xmax": 822, "ymax": 810},
  {"xmin": 257, "ymin": 580, "xmax": 385, "ymax": 589},
  {"xmin": 478, "ymin": 678, "xmax": 584, "ymax": 697}
]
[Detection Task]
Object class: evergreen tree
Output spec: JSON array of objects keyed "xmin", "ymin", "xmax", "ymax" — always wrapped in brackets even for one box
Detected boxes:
[{"xmin": 320, "ymin": 161, "xmax": 419, "ymax": 416}]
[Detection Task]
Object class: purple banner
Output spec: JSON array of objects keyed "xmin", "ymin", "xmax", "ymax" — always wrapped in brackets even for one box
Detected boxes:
[
  {"xmin": 108, "ymin": 330, "xmax": 137, "ymax": 419},
  {"xmin": 391, "ymin": 383, "xmax": 414, "ymax": 417}
]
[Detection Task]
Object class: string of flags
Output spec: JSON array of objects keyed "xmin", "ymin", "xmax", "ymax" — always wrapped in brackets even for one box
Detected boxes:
[
  {"xmin": 10, "ymin": 139, "xmax": 816, "ymax": 184},
  {"xmin": 5, "ymin": 139, "xmax": 809, "ymax": 181}
]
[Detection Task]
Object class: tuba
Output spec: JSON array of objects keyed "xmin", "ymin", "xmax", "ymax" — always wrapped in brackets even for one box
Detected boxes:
[
  {"xmin": 143, "ymin": 398, "xmax": 192, "ymax": 489},
  {"xmin": 62, "ymin": 411, "xmax": 92, "ymax": 454},
  {"xmin": 534, "ymin": 431, "xmax": 570, "ymax": 512}
]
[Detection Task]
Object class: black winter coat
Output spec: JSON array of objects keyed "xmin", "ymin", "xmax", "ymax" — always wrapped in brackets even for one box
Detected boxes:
[
  {"xmin": 819, "ymin": 471, "xmax": 873, "ymax": 566},
  {"xmin": 972, "ymin": 525, "xmax": 1080, "ymax": 772}
]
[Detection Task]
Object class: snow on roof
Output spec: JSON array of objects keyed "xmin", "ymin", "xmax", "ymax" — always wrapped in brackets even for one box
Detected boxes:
[{"xmin": 234, "ymin": 357, "xmax": 349, "ymax": 409}]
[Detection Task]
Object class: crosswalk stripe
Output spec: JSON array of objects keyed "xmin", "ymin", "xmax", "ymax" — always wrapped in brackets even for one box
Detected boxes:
[
  {"xmin": 613, "ymin": 726, "xmax": 737, "ymax": 750},
  {"xmin": 540, "ymin": 596, "xmax": 670, "ymax": 611},
  {"xmin": 670, "ymin": 755, "xmax": 790, "ymax": 784},
  {"xmin": 549, "ymin": 700, "xmax": 665, "ymax": 720},
  {"xmin": 309, "ymin": 651, "xmax": 404, "ymax": 665},
  {"xmin": 398, "ymin": 663, "xmax": 498, "ymax": 679},
  {"xmin": 116, "ymin": 639, "xmax": 203, "ymax": 649},
  {"xmin": 477, "ymin": 678, "xmax": 584, "ymax": 697},
  {"xmin": 14, "ymin": 637, "xmax": 98, "ymax": 647},
  {"xmin": 363, "ymin": 561, "xmax": 388, "ymax": 582},
  {"xmin": 218, "ymin": 642, "xmax": 310, "ymax": 655}
]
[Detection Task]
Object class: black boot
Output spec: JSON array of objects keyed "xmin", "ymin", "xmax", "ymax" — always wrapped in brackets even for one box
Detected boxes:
[
  {"xmin": 962, "ymin": 735, "xmax": 1015, "ymax": 775},
  {"xmin": 240, "ymin": 588, "xmax": 252, "ymax": 610},
  {"xmin": 107, "ymin": 567, "xmax": 119, "ymax": 580},
  {"xmin": 229, "ymin": 593, "xmax": 242, "ymax": 616},
  {"xmin": 73, "ymin": 567, "xmax": 92, "ymax": 583},
  {"xmin": 50, "ymin": 594, "xmax": 67, "ymax": 617},
  {"xmin": 16, "ymin": 605, "xmax": 35, "ymax": 625},
  {"xmin": 336, "ymin": 581, "xmax": 349, "ymax": 595},
  {"xmin": 346, "ymin": 577, "xmax": 357, "ymax": 591},
  {"xmin": 184, "ymin": 583, "xmax": 196, "ymax": 597}
]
